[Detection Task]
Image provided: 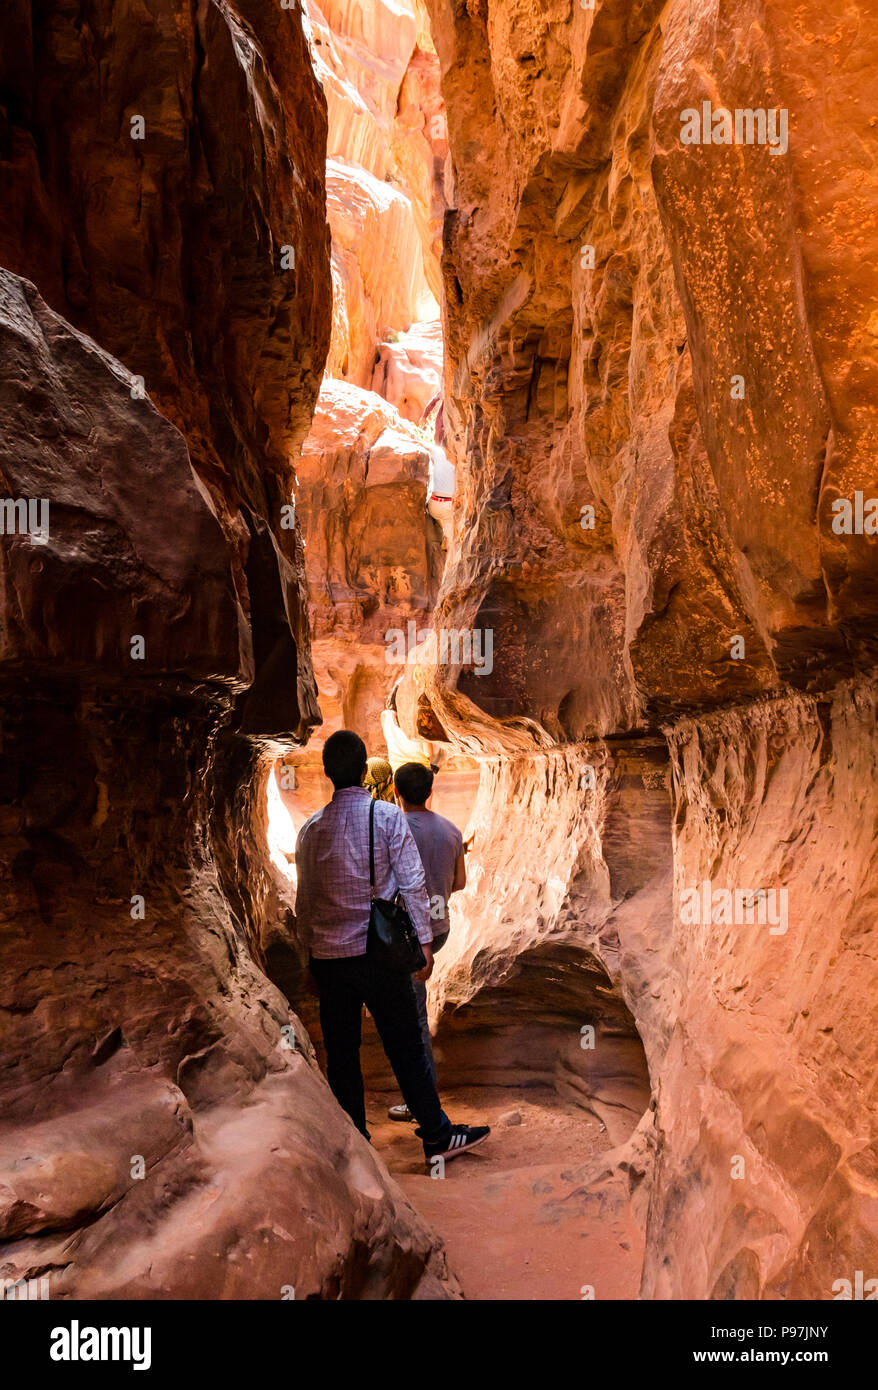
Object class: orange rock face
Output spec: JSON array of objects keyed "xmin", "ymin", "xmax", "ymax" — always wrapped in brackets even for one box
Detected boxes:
[
  {"xmin": 372, "ymin": 319, "xmax": 444, "ymax": 423},
  {"xmin": 653, "ymin": 681, "xmax": 878, "ymax": 1299},
  {"xmin": 281, "ymin": 0, "xmax": 455, "ymax": 824},
  {"xmin": 311, "ymin": 0, "xmax": 445, "ymax": 388},
  {"xmin": 297, "ymin": 380, "xmax": 444, "ymax": 750},
  {"xmin": 412, "ymin": 0, "xmax": 878, "ymax": 1298}
]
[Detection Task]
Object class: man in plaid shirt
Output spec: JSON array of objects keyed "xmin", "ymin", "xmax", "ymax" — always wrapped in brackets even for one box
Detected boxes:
[{"xmin": 296, "ymin": 730, "xmax": 490, "ymax": 1165}]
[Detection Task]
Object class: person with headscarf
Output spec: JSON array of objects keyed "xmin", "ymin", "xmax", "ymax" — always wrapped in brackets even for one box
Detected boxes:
[{"xmin": 364, "ymin": 756, "xmax": 395, "ymax": 802}]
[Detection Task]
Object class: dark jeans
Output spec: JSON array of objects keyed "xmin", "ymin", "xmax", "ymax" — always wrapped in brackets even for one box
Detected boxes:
[
  {"xmin": 310, "ymin": 953, "xmax": 452, "ymax": 1146},
  {"xmin": 411, "ymin": 931, "xmax": 448, "ymax": 1089}
]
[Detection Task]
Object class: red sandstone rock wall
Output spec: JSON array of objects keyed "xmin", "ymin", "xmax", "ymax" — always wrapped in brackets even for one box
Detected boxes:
[
  {"xmin": 4, "ymin": 0, "xmax": 875, "ymax": 1305},
  {"xmin": 0, "ymin": 0, "xmax": 458, "ymax": 1299},
  {"xmin": 650, "ymin": 680, "xmax": 878, "ymax": 1299},
  {"xmin": 418, "ymin": 0, "xmax": 878, "ymax": 1298},
  {"xmin": 0, "ymin": 0, "xmax": 331, "ymax": 720},
  {"xmin": 311, "ymin": 0, "xmax": 445, "ymax": 397},
  {"xmin": 281, "ymin": 0, "xmax": 453, "ymax": 820}
]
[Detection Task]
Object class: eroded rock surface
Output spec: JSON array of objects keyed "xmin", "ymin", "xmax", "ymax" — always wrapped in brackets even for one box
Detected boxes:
[
  {"xmin": 4, "ymin": 0, "xmax": 876, "ymax": 1305},
  {"xmin": 652, "ymin": 681, "xmax": 878, "ymax": 1300},
  {"xmin": 0, "ymin": 0, "xmax": 458, "ymax": 1301},
  {"xmin": 412, "ymin": 0, "xmax": 878, "ymax": 1298},
  {"xmin": 278, "ymin": 0, "xmax": 457, "ymax": 824},
  {"xmin": 312, "ymin": 0, "xmax": 445, "ymax": 387}
]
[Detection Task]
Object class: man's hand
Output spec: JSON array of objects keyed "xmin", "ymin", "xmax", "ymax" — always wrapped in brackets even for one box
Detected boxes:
[{"xmin": 415, "ymin": 941, "xmax": 434, "ymax": 982}]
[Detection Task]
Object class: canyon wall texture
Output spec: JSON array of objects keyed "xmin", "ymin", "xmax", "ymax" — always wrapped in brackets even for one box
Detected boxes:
[
  {"xmin": 280, "ymin": 0, "xmax": 452, "ymax": 818},
  {"xmin": 415, "ymin": 0, "xmax": 878, "ymax": 1298},
  {"xmin": 0, "ymin": 0, "xmax": 457, "ymax": 1299},
  {"xmin": 3, "ymin": 0, "xmax": 875, "ymax": 1305}
]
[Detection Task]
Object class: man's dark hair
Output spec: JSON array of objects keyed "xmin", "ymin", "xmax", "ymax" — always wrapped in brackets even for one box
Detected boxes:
[
  {"xmin": 322, "ymin": 730, "xmax": 367, "ymax": 790},
  {"xmin": 394, "ymin": 761, "xmax": 433, "ymax": 806}
]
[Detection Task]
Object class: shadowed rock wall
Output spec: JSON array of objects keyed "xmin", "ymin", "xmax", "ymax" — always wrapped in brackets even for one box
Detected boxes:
[{"xmin": 0, "ymin": 0, "xmax": 458, "ymax": 1299}]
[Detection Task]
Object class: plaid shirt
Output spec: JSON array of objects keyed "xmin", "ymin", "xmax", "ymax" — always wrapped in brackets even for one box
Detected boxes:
[{"xmin": 295, "ymin": 787, "xmax": 432, "ymax": 959}]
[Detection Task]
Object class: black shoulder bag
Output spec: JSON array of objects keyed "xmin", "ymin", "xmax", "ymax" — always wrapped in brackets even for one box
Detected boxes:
[{"xmin": 367, "ymin": 800, "xmax": 427, "ymax": 973}]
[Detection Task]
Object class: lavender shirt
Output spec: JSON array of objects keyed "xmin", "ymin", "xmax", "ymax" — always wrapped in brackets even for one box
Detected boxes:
[{"xmin": 295, "ymin": 787, "xmax": 432, "ymax": 959}]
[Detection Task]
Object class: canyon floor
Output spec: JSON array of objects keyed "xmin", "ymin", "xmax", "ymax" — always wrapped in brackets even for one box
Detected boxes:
[{"xmin": 368, "ymin": 1084, "xmax": 643, "ymax": 1300}]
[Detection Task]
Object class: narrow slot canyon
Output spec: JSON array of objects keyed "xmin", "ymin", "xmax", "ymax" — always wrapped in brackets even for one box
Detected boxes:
[{"xmin": 1, "ymin": 0, "xmax": 877, "ymax": 1325}]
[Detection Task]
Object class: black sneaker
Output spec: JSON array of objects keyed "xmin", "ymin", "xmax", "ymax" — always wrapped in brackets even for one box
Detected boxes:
[{"xmin": 419, "ymin": 1123, "xmax": 491, "ymax": 1163}]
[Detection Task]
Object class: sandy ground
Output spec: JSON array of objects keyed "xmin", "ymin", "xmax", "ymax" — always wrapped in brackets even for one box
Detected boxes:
[{"xmin": 368, "ymin": 1084, "xmax": 644, "ymax": 1301}]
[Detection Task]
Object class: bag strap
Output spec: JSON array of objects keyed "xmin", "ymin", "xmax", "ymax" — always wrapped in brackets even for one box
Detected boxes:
[{"xmin": 368, "ymin": 797, "xmax": 376, "ymax": 900}]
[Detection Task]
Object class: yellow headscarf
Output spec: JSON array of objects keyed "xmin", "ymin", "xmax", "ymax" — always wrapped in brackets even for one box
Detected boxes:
[{"xmin": 364, "ymin": 757, "xmax": 395, "ymax": 802}]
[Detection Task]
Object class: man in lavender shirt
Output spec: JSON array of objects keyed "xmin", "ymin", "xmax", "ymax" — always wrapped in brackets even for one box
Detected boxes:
[{"xmin": 296, "ymin": 730, "xmax": 489, "ymax": 1164}]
